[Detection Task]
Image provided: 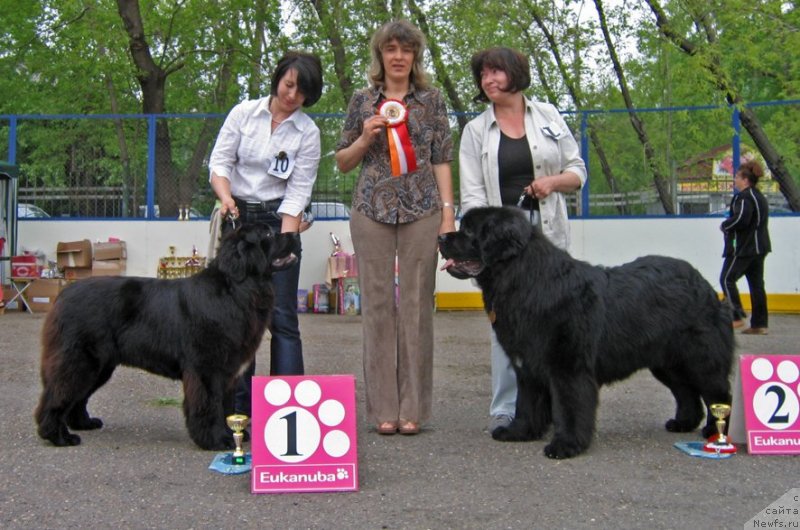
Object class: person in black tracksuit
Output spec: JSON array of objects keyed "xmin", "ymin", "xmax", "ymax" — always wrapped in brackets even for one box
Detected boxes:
[{"xmin": 719, "ymin": 160, "xmax": 772, "ymax": 335}]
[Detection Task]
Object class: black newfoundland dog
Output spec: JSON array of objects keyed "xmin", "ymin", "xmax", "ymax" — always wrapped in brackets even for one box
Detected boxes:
[
  {"xmin": 439, "ymin": 207, "xmax": 734, "ymax": 459},
  {"xmin": 35, "ymin": 223, "xmax": 299, "ymax": 450}
]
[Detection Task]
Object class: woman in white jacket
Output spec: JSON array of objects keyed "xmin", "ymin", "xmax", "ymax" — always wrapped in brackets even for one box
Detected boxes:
[{"xmin": 459, "ymin": 47, "xmax": 587, "ymax": 433}]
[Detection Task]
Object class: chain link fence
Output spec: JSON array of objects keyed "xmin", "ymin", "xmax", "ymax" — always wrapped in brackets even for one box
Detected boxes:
[{"xmin": 1, "ymin": 102, "xmax": 797, "ymax": 220}]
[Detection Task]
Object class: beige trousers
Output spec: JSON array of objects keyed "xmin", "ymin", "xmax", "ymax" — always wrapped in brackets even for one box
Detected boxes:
[{"xmin": 349, "ymin": 210, "xmax": 440, "ymax": 425}]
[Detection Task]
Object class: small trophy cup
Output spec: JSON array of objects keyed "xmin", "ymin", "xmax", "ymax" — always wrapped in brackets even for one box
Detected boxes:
[
  {"xmin": 226, "ymin": 414, "xmax": 250, "ymax": 466},
  {"xmin": 208, "ymin": 414, "xmax": 252, "ymax": 474},
  {"xmin": 703, "ymin": 403, "xmax": 737, "ymax": 454}
]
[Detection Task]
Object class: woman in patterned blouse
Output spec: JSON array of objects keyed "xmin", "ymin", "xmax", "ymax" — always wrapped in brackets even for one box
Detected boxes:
[{"xmin": 335, "ymin": 20, "xmax": 456, "ymax": 435}]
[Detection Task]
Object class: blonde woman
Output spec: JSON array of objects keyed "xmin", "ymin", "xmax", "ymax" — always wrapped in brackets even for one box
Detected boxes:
[{"xmin": 336, "ymin": 20, "xmax": 456, "ymax": 435}]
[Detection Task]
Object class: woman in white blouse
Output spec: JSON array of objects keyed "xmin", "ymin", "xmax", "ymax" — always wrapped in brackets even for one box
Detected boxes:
[{"xmin": 208, "ymin": 51, "xmax": 323, "ymax": 416}]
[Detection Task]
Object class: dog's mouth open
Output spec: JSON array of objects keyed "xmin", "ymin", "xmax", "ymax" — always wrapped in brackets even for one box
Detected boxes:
[{"xmin": 441, "ymin": 258, "xmax": 484, "ymax": 279}]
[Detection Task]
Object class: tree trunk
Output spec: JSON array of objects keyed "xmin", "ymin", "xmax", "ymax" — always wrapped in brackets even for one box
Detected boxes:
[
  {"xmin": 104, "ymin": 73, "xmax": 133, "ymax": 216},
  {"xmin": 116, "ymin": 0, "xmax": 183, "ymax": 217},
  {"xmin": 594, "ymin": 0, "xmax": 674, "ymax": 213},
  {"xmin": 310, "ymin": 0, "xmax": 354, "ymax": 106},
  {"xmin": 523, "ymin": 3, "xmax": 628, "ymax": 214},
  {"xmin": 408, "ymin": 0, "xmax": 469, "ymax": 131},
  {"xmin": 645, "ymin": 0, "xmax": 800, "ymax": 211}
]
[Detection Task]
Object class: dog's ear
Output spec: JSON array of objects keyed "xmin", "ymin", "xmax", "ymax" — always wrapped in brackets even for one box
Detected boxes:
[{"xmin": 478, "ymin": 209, "xmax": 531, "ymax": 266}]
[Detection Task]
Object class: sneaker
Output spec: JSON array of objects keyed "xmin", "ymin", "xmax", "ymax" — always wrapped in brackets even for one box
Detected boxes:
[
  {"xmin": 488, "ymin": 414, "xmax": 513, "ymax": 432},
  {"xmin": 742, "ymin": 327, "xmax": 768, "ymax": 335}
]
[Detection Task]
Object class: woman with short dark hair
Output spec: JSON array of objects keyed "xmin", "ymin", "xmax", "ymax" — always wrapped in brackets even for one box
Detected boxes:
[
  {"xmin": 209, "ymin": 51, "xmax": 323, "ymax": 415},
  {"xmin": 720, "ymin": 159, "xmax": 772, "ymax": 335},
  {"xmin": 458, "ymin": 47, "xmax": 586, "ymax": 435}
]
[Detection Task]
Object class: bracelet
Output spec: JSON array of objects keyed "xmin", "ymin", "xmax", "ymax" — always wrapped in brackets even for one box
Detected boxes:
[{"xmin": 442, "ymin": 202, "xmax": 455, "ymax": 210}]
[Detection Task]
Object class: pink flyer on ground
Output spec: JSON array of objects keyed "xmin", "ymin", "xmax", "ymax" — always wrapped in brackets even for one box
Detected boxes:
[
  {"xmin": 251, "ymin": 375, "xmax": 359, "ymax": 493},
  {"xmin": 739, "ymin": 354, "xmax": 800, "ymax": 455}
]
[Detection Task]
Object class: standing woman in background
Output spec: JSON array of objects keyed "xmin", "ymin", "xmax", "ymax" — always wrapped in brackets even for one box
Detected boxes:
[
  {"xmin": 458, "ymin": 47, "xmax": 586, "ymax": 434},
  {"xmin": 335, "ymin": 20, "xmax": 456, "ymax": 435},
  {"xmin": 208, "ymin": 51, "xmax": 323, "ymax": 416},
  {"xmin": 720, "ymin": 159, "xmax": 771, "ymax": 335}
]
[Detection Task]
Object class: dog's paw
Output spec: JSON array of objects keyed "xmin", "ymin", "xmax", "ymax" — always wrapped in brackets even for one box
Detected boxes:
[
  {"xmin": 665, "ymin": 418, "xmax": 698, "ymax": 433},
  {"xmin": 68, "ymin": 417, "xmax": 103, "ymax": 431},
  {"xmin": 49, "ymin": 431, "xmax": 81, "ymax": 447},
  {"xmin": 543, "ymin": 438, "xmax": 584, "ymax": 459},
  {"xmin": 491, "ymin": 423, "xmax": 538, "ymax": 442}
]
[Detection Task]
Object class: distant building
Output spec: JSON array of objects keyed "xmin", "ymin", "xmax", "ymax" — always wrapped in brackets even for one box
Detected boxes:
[{"xmin": 674, "ymin": 144, "xmax": 779, "ymax": 214}]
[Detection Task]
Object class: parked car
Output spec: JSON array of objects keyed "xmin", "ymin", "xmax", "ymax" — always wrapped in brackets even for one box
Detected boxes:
[
  {"xmin": 309, "ymin": 201, "xmax": 351, "ymax": 219},
  {"xmin": 17, "ymin": 203, "xmax": 51, "ymax": 218},
  {"xmin": 138, "ymin": 205, "xmax": 204, "ymax": 219}
]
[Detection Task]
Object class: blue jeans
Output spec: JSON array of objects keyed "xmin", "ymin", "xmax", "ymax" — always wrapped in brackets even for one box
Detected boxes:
[{"xmin": 222, "ymin": 205, "xmax": 304, "ymax": 416}]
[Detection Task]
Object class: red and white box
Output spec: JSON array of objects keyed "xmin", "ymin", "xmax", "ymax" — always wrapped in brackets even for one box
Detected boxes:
[{"xmin": 11, "ymin": 255, "xmax": 41, "ymax": 279}]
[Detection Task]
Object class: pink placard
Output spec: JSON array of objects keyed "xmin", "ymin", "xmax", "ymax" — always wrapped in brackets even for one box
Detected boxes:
[
  {"xmin": 739, "ymin": 354, "xmax": 800, "ymax": 454},
  {"xmin": 250, "ymin": 375, "xmax": 359, "ymax": 493}
]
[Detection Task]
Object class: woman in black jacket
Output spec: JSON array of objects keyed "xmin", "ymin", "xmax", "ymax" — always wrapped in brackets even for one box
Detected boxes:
[{"xmin": 720, "ymin": 160, "xmax": 772, "ymax": 335}]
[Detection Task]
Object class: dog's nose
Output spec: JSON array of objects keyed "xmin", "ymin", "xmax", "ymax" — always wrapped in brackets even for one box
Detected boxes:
[{"xmin": 437, "ymin": 234, "xmax": 448, "ymax": 245}]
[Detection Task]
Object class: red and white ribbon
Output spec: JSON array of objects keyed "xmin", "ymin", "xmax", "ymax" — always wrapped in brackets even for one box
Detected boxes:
[{"xmin": 378, "ymin": 99, "xmax": 417, "ymax": 177}]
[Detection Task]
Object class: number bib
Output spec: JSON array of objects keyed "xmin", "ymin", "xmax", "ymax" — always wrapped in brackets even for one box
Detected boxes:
[{"xmin": 268, "ymin": 150, "xmax": 294, "ymax": 180}]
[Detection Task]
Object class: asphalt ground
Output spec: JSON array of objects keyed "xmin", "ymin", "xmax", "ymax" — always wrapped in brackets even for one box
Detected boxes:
[{"xmin": 1, "ymin": 310, "xmax": 799, "ymax": 529}]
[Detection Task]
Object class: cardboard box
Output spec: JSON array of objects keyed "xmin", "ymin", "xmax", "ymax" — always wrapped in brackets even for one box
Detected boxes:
[
  {"xmin": 91, "ymin": 259, "xmax": 126, "ymax": 277},
  {"xmin": 25, "ymin": 279, "xmax": 67, "ymax": 313},
  {"xmin": 11, "ymin": 255, "xmax": 41, "ymax": 279},
  {"xmin": 94, "ymin": 241, "xmax": 127, "ymax": 261},
  {"xmin": 64, "ymin": 267, "xmax": 92, "ymax": 281},
  {"xmin": 57, "ymin": 240, "xmax": 92, "ymax": 268}
]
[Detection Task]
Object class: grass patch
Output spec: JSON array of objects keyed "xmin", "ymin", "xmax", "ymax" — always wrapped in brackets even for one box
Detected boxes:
[{"xmin": 150, "ymin": 397, "xmax": 182, "ymax": 407}]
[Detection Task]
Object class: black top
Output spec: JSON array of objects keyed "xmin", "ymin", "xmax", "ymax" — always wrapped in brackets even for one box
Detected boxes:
[
  {"xmin": 721, "ymin": 186, "xmax": 771, "ymax": 257},
  {"xmin": 498, "ymin": 132, "xmax": 538, "ymax": 210}
]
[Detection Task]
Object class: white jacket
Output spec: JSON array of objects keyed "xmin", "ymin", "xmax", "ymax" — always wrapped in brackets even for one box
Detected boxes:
[{"xmin": 459, "ymin": 97, "xmax": 587, "ymax": 250}]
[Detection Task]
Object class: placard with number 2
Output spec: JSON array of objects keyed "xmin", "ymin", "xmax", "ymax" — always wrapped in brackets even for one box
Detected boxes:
[{"xmin": 738, "ymin": 354, "xmax": 800, "ymax": 454}]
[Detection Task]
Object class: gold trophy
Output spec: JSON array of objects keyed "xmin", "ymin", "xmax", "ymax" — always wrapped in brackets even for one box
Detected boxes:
[
  {"xmin": 226, "ymin": 414, "xmax": 250, "ymax": 466},
  {"xmin": 703, "ymin": 403, "xmax": 737, "ymax": 454}
]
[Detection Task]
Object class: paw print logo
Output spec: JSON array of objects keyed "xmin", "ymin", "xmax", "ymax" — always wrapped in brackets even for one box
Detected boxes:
[
  {"xmin": 750, "ymin": 357, "xmax": 800, "ymax": 429},
  {"xmin": 262, "ymin": 379, "xmax": 351, "ymax": 463},
  {"xmin": 336, "ymin": 468, "xmax": 349, "ymax": 480}
]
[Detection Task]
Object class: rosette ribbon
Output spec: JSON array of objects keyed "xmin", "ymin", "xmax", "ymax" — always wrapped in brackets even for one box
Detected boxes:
[{"xmin": 378, "ymin": 99, "xmax": 417, "ymax": 177}]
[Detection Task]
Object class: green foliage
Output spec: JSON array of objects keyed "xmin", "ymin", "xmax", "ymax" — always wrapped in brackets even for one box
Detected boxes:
[{"xmin": 1, "ymin": 0, "xmax": 798, "ymax": 213}]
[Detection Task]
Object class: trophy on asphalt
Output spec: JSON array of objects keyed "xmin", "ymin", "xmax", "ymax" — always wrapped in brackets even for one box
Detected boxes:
[
  {"xmin": 226, "ymin": 414, "xmax": 250, "ymax": 466},
  {"xmin": 208, "ymin": 414, "xmax": 252, "ymax": 474},
  {"xmin": 703, "ymin": 403, "xmax": 737, "ymax": 454}
]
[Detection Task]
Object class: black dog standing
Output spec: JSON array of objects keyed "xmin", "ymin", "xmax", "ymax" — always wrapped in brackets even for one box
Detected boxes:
[
  {"xmin": 35, "ymin": 224, "xmax": 299, "ymax": 450},
  {"xmin": 440, "ymin": 207, "xmax": 734, "ymax": 459}
]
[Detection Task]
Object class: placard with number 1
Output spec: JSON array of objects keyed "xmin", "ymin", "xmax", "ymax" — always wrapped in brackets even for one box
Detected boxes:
[{"xmin": 250, "ymin": 375, "xmax": 359, "ymax": 493}]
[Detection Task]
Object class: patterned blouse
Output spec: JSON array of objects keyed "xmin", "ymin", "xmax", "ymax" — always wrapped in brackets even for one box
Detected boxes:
[{"xmin": 336, "ymin": 85, "xmax": 453, "ymax": 224}]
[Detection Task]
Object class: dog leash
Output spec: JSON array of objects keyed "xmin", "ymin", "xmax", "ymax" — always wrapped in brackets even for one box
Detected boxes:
[
  {"xmin": 225, "ymin": 212, "xmax": 239, "ymax": 231},
  {"xmin": 516, "ymin": 192, "xmax": 540, "ymax": 226}
]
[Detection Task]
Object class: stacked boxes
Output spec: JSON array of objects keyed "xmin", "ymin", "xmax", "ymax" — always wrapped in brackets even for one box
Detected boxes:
[
  {"xmin": 56, "ymin": 239, "xmax": 127, "ymax": 280},
  {"xmin": 92, "ymin": 241, "xmax": 127, "ymax": 276},
  {"xmin": 57, "ymin": 239, "xmax": 92, "ymax": 280}
]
